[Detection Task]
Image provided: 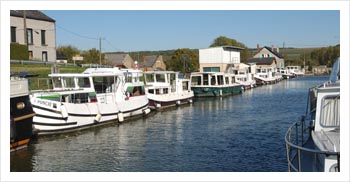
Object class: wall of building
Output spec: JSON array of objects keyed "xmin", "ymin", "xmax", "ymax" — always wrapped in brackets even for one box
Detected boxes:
[
  {"xmin": 152, "ymin": 56, "xmax": 166, "ymax": 71},
  {"xmin": 11, "ymin": 16, "xmax": 56, "ymax": 62},
  {"xmin": 124, "ymin": 54, "xmax": 135, "ymax": 68},
  {"xmin": 199, "ymin": 47, "xmax": 240, "ymax": 64},
  {"xmin": 253, "ymin": 48, "xmax": 284, "ymax": 69}
]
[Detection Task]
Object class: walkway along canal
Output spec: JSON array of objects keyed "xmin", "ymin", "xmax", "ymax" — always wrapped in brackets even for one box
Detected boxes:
[{"xmin": 11, "ymin": 76, "xmax": 328, "ymax": 172}]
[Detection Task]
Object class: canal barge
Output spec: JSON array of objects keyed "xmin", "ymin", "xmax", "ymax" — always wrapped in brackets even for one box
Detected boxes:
[
  {"xmin": 143, "ymin": 71, "xmax": 194, "ymax": 110},
  {"xmin": 30, "ymin": 68, "xmax": 151, "ymax": 135},
  {"xmin": 190, "ymin": 72, "xmax": 242, "ymax": 97},
  {"xmin": 285, "ymin": 58, "xmax": 340, "ymax": 172},
  {"xmin": 10, "ymin": 77, "xmax": 35, "ymax": 151}
]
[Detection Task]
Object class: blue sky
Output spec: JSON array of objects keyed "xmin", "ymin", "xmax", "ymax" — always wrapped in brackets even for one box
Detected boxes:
[{"xmin": 42, "ymin": 10, "xmax": 340, "ymax": 52}]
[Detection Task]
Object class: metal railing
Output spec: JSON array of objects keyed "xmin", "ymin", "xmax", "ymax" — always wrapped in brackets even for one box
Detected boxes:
[{"xmin": 285, "ymin": 117, "xmax": 340, "ymax": 172}]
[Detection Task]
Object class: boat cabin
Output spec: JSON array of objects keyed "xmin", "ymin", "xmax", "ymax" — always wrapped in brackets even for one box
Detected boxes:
[{"xmin": 190, "ymin": 72, "xmax": 235, "ymax": 87}]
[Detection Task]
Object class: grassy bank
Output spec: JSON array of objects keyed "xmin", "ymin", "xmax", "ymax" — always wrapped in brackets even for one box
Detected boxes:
[{"xmin": 11, "ymin": 63, "xmax": 86, "ymax": 90}]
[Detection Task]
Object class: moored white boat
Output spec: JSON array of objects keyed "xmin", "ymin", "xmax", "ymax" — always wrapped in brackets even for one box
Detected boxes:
[
  {"xmin": 286, "ymin": 66, "xmax": 304, "ymax": 77},
  {"xmin": 30, "ymin": 68, "xmax": 151, "ymax": 135},
  {"xmin": 279, "ymin": 68, "xmax": 294, "ymax": 79},
  {"xmin": 254, "ymin": 67, "xmax": 277, "ymax": 85},
  {"xmin": 285, "ymin": 58, "xmax": 340, "ymax": 172},
  {"xmin": 143, "ymin": 71, "xmax": 194, "ymax": 110},
  {"xmin": 227, "ymin": 63, "xmax": 256, "ymax": 90}
]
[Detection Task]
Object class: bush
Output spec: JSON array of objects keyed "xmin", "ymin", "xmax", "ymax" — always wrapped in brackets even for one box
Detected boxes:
[{"xmin": 10, "ymin": 43, "xmax": 28, "ymax": 60}]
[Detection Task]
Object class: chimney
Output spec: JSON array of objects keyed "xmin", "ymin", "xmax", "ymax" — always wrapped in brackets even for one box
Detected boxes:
[
  {"xmin": 272, "ymin": 44, "xmax": 274, "ymax": 51},
  {"xmin": 257, "ymin": 44, "xmax": 260, "ymax": 51},
  {"xmin": 276, "ymin": 47, "xmax": 279, "ymax": 53}
]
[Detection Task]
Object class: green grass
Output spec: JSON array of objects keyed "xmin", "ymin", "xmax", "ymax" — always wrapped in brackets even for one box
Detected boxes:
[{"xmin": 11, "ymin": 63, "xmax": 86, "ymax": 90}]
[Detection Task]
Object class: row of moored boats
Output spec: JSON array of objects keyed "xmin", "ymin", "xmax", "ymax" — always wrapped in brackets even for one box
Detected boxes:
[{"xmin": 12, "ymin": 67, "xmax": 301, "ymax": 141}]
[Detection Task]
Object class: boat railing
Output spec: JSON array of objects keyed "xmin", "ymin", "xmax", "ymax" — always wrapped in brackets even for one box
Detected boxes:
[{"xmin": 285, "ymin": 116, "xmax": 340, "ymax": 172}]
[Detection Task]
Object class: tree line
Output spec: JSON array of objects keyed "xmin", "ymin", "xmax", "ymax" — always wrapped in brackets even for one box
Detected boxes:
[{"xmin": 52, "ymin": 36, "xmax": 340, "ymax": 73}]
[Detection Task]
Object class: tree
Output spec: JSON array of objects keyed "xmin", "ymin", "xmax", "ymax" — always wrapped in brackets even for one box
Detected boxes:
[
  {"xmin": 209, "ymin": 36, "xmax": 251, "ymax": 62},
  {"xmin": 167, "ymin": 49, "xmax": 199, "ymax": 73},
  {"xmin": 56, "ymin": 45, "xmax": 80, "ymax": 63},
  {"xmin": 310, "ymin": 45, "xmax": 339, "ymax": 67},
  {"xmin": 81, "ymin": 48, "xmax": 105, "ymax": 64}
]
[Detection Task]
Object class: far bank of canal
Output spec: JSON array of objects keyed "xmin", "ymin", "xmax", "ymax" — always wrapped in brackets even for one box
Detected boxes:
[{"xmin": 11, "ymin": 76, "xmax": 328, "ymax": 172}]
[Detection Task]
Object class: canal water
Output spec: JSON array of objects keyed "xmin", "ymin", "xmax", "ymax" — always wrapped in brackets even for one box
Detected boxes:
[{"xmin": 11, "ymin": 76, "xmax": 328, "ymax": 172}]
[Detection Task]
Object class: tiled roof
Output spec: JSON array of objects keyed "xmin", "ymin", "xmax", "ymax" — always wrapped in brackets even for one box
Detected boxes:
[
  {"xmin": 247, "ymin": 57, "xmax": 276, "ymax": 65},
  {"xmin": 140, "ymin": 55, "xmax": 158, "ymax": 67},
  {"xmin": 263, "ymin": 46, "xmax": 284, "ymax": 58},
  {"xmin": 10, "ymin": 10, "xmax": 55, "ymax": 22},
  {"xmin": 105, "ymin": 53, "xmax": 129, "ymax": 65}
]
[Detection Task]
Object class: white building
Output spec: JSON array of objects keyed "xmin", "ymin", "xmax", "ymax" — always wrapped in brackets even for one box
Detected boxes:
[
  {"xmin": 199, "ymin": 46, "xmax": 243, "ymax": 72},
  {"xmin": 10, "ymin": 10, "xmax": 56, "ymax": 62}
]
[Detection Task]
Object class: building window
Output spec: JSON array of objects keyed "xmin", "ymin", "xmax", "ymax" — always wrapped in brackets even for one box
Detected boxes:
[
  {"xmin": 42, "ymin": 51, "xmax": 48, "ymax": 62},
  {"xmin": 28, "ymin": 51, "xmax": 33, "ymax": 59},
  {"xmin": 11, "ymin": 26, "xmax": 16, "ymax": 43},
  {"xmin": 41, "ymin": 30, "xmax": 46, "ymax": 45},
  {"xmin": 203, "ymin": 67, "xmax": 220, "ymax": 72},
  {"xmin": 26, "ymin": 28, "xmax": 33, "ymax": 45}
]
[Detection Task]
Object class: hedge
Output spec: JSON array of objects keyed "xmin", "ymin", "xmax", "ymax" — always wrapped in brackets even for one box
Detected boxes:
[{"xmin": 10, "ymin": 43, "xmax": 29, "ymax": 60}]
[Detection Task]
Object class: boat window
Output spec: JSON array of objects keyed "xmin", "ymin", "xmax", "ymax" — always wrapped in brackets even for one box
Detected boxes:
[
  {"xmin": 125, "ymin": 73, "xmax": 132, "ymax": 83},
  {"xmin": 183, "ymin": 80, "xmax": 189, "ymax": 90},
  {"xmin": 138, "ymin": 74, "xmax": 144, "ymax": 82},
  {"xmin": 93, "ymin": 76, "xmax": 114, "ymax": 93},
  {"xmin": 191, "ymin": 76, "xmax": 201, "ymax": 86},
  {"xmin": 231, "ymin": 77, "xmax": 235, "ymax": 84},
  {"xmin": 217, "ymin": 75, "xmax": 224, "ymax": 85},
  {"xmin": 225, "ymin": 77, "xmax": 229, "ymax": 85},
  {"xmin": 156, "ymin": 74, "xmax": 166, "ymax": 83},
  {"xmin": 63, "ymin": 77, "xmax": 75, "ymax": 88},
  {"xmin": 77, "ymin": 77, "xmax": 91, "ymax": 88},
  {"xmin": 126, "ymin": 86, "xmax": 145, "ymax": 96},
  {"xmin": 148, "ymin": 89, "xmax": 154, "ymax": 94},
  {"xmin": 71, "ymin": 93, "xmax": 89, "ymax": 104},
  {"xmin": 169, "ymin": 73, "xmax": 176, "ymax": 85},
  {"xmin": 52, "ymin": 77, "xmax": 62, "ymax": 88},
  {"xmin": 211, "ymin": 76, "xmax": 216, "ymax": 85},
  {"xmin": 145, "ymin": 74, "xmax": 154, "ymax": 83},
  {"xmin": 320, "ymin": 95, "xmax": 340, "ymax": 127},
  {"xmin": 163, "ymin": 88, "xmax": 168, "ymax": 94},
  {"xmin": 203, "ymin": 74, "xmax": 209, "ymax": 85}
]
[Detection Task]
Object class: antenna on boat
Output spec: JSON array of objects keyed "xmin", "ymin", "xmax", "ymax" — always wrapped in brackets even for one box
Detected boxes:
[{"xmin": 99, "ymin": 36, "xmax": 102, "ymax": 67}]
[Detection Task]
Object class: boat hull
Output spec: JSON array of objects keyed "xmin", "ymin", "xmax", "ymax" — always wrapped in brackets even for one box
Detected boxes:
[
  {"xmin": 191, "ymin": 85, "xmax": 242, "ymax": 97},
  {"xmin": 31, "ymin": 96, "xmax": 150, "ymax": 135},
  {"xmin": 147, "ymin": 91, "xmax": 194, "ymax": 110},
  {"xmin": 10, "ymin": 95, "xmax": 35, "ymax": 152}
]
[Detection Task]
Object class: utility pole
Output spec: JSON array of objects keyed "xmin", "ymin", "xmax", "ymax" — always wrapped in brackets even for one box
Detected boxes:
[
  {"xmin": 99, "ymin": 37, "xmax": 102, "ymax": 66},
  {"xmin": 23, "ymin": 10, "xmax": 27, "ymax": 46}
]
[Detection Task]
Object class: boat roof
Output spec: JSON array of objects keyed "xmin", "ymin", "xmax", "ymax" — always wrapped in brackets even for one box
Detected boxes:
[
  {"xmin": 49, "ymin": 68, "xmax": 124, "ymax": 77},
  {"xmin": 120, "ymin": 69, "xmax": 143, "ymax": 73},
  {"xmin": 144, "ymin": 70, "xmax": 178, "ymax": 74},
  {"xmin": 191, "ymin": 72, "xmax": 231, "ymax": 76}
]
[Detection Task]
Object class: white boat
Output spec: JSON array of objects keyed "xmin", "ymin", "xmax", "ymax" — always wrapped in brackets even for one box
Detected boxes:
[
  {"xmin": 279, "ymin": 68, "xmax": 294, "ymax": 79},
  {"xmin": 254, "ymin": 67, "xmax": 277, "ymax": 85},
  {"xmin": 286, "ymin": 66, "xmax": 305, "ymax": 77},
  {"xmin": 227, "ymin": 63, "xmax": 256, "ymax": 90},
  {"xmin": 10, "ymin": 76, "xmax": 35, "ymax": 151},
  {"xmin": 30, "ymin": 68, "xmax": 151, "ymax": 135},
  {"xmin": 190, "ymin": 72, "xmax": 242, "ymax": 97},
  {"xmin": 285, "ymin": 58, "xmax": 340, "ymax": 172},
  {"xmin": 143, "ymin": 71, "xmax": 194, "ymax": 110}
]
